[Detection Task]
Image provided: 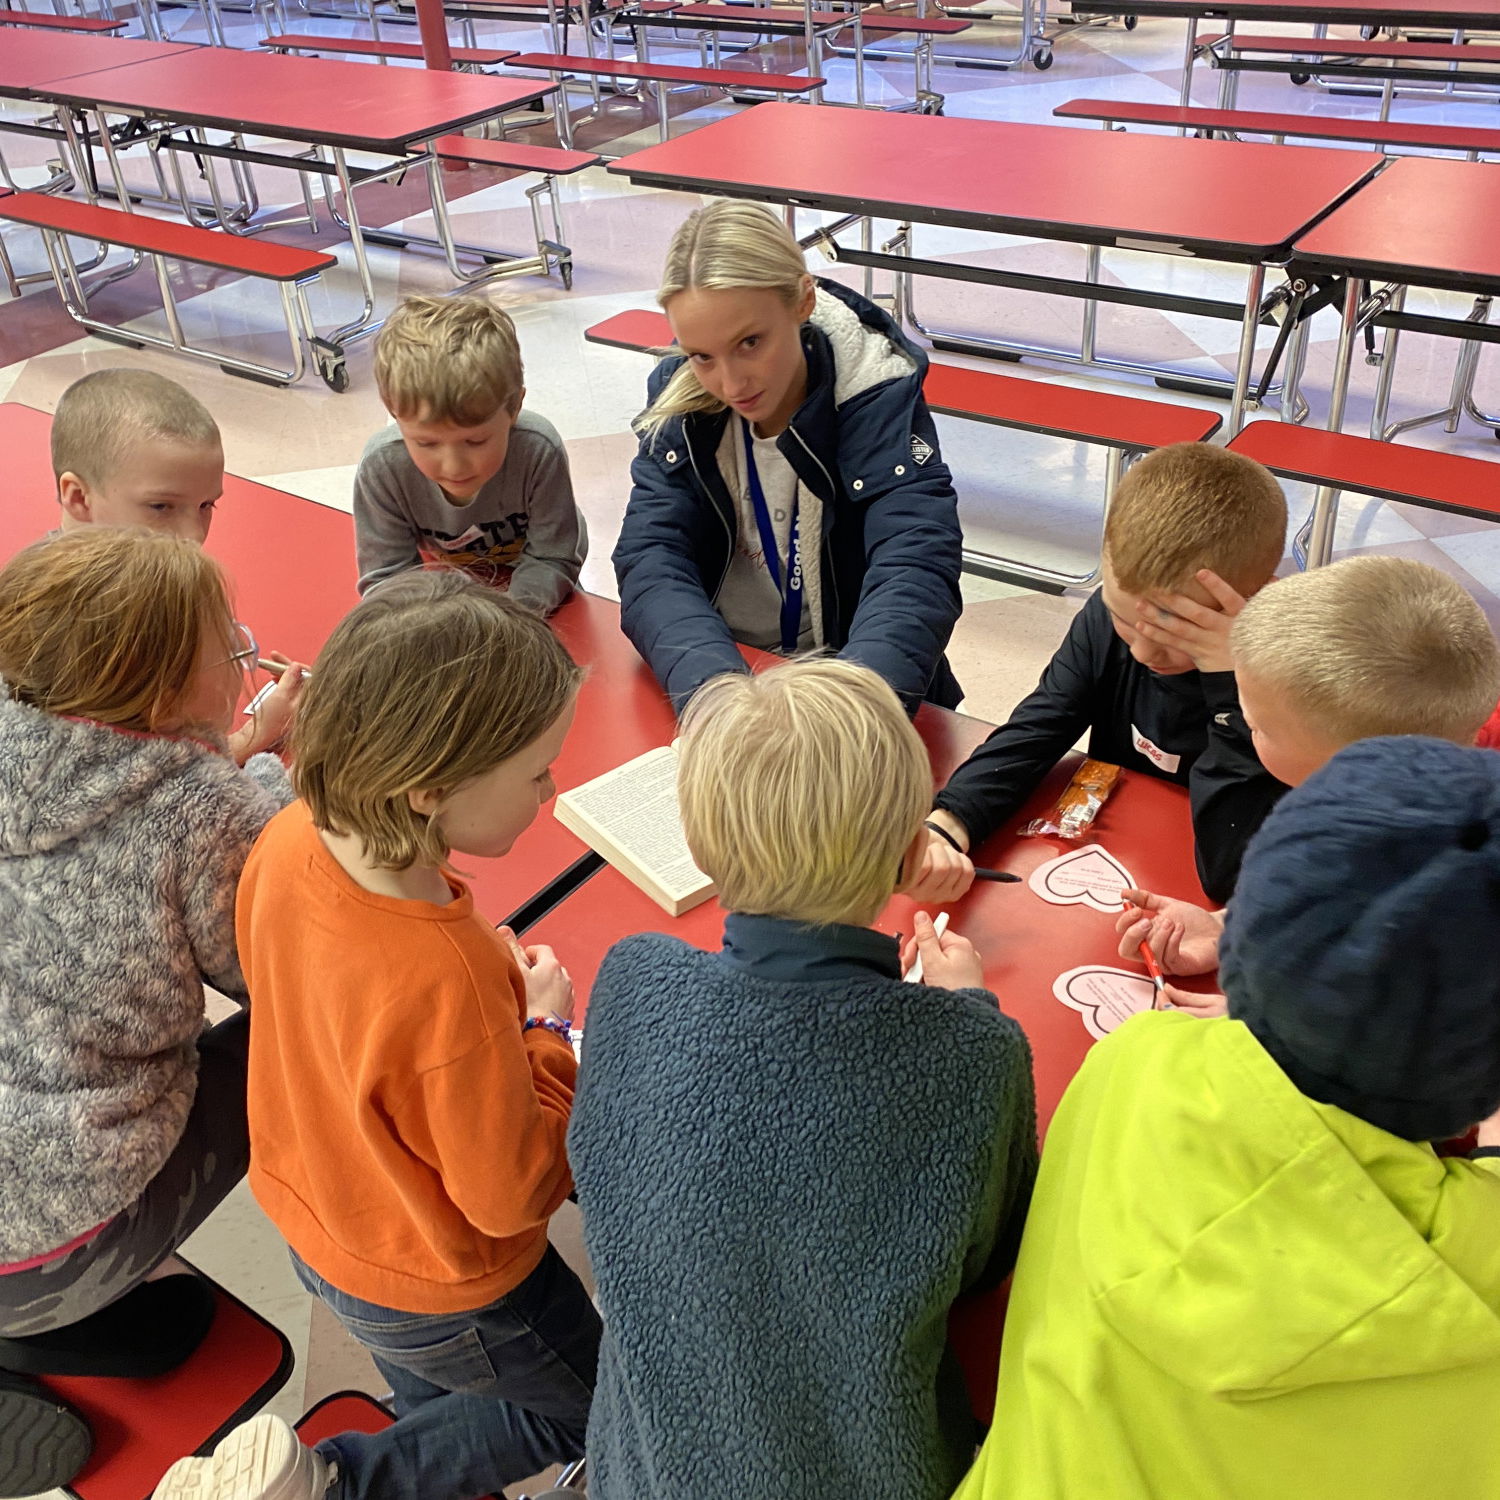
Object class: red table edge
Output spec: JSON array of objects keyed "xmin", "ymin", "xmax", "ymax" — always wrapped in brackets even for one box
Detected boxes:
[{"xmin": 605, "ymin": 105, "xmax": 1386, "ymax": 261}]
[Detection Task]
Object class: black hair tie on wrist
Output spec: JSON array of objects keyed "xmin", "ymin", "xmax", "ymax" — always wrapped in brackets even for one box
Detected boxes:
[{"xmin": 924, "ymin": 819, "xmax": 964, "ymax": 854}]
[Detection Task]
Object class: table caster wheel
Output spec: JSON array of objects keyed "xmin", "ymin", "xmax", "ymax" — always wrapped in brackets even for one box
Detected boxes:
[
  {"xmin": 1123, "ymin": 13, "xmax": 1138, "ymax": 27},
  {"xmin": 1032, "ymin": 45, "xmax": 1053, "ymax": 67},
  {"xmin": 560, "ymin": 261, "xmax": 574, "ymax": 291},
  {"xmin": 317, "ymin": 349, "xmax": 349, "ymax": 392},
  {"xmin": 1290, "ymin": 70, "xmax": 1311, "ymax": 83}
]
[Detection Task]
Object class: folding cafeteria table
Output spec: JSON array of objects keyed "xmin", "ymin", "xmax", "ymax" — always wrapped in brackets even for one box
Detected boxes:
[
  {"xmin": 609, "ymin": 103, "xmax": 1383, "ymax": 432},
  {"xmin": 0, "ymin": 402, "xmax": 667, "ymax": 925},
  {"xmin": 1065, "ymin": 0, "xmax": 1500, "ymax": 107},
  {"xmin": 19, "ymin": 47, "xmax": 557, "ymax": 386},
  {"xmin": 0, "ymin": 31, "xmax": 198, "ymax": 196},
  {"xmin": 0, "ymin": 31, "xmax": 200, "ymax": 96},
  {"xmin": 527, "ymin": 751, "xmax": 1208, "ymax": 1126},
  {"xmin": 1287, "ymin": 155, "xmax": 1500, "ymax": 565},
  {"xmin": 523, "ymin": 748, "xmax": 1211, "ymax": 1420}
]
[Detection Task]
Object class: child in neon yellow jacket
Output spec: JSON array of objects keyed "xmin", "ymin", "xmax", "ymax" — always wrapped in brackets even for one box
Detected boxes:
[{"xmin": 958, "ymin": 734, "xmax": 1500, "ymax": 1500}]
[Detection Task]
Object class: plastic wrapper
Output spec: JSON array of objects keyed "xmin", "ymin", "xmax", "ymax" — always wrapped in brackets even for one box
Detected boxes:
[{"xmin": 1021, "ymin": 758, "xmax": 1121, "ymax": 840}]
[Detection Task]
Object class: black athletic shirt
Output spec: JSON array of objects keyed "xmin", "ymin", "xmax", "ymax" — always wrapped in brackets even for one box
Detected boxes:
[{"xmin": 933, "ymin": 590, "xmax": 1287, "ymax": 903}]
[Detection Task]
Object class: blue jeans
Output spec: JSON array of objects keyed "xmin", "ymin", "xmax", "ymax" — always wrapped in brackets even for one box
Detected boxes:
[{"xmin": 292, "ymin": 1246, "xmax": 599, "ymax": 1500}]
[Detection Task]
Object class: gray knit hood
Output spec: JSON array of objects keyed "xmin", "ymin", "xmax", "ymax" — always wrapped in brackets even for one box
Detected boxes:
[{"xmin": 0, "ymin": 680, "xmax": 290, "ymax": 1260}]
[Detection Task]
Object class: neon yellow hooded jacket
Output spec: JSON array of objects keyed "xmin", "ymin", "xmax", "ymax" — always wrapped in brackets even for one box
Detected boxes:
[{"xmin": 956, "ymin": 1011, "xmax": 1500, "ymax": 1500}]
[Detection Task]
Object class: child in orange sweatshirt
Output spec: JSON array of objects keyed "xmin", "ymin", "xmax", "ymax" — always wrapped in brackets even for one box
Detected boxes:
[{"xmin": 155, "ymin": 572, "xmax": 596, "ymax": 1500}]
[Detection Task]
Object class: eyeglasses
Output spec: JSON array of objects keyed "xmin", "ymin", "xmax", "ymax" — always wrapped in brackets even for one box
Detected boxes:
[{"xmin": 228, "ymin": 622, "xmax": 258, "ymax": 669}]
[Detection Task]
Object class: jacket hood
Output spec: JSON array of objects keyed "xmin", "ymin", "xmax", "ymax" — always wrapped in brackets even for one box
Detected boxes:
[
  {"xmin": 642, "ymin": 278, "xmax": 928, "ymax": 435},
  {"xmin": 0, "ymin": 681, "xmax": 222, "ymax": 856},
  {"xmin": 1082, "ymin": 1013, "xmax": 1500, "ymax": 1400},
  {"xmin": 806, "ymin": 280, "xmax": 922, "ymax": 404}
]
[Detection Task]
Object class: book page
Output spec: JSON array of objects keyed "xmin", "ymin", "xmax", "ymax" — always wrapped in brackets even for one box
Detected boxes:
[{"xmin": 558, "ymin": 747, "xmax": 708, "ymax": 903}]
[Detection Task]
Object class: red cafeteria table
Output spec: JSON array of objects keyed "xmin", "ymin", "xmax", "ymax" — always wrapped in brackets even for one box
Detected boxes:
[
  {"xmin": 1286, "ymin": 156, "xmax": 1500, "ymax": 566},
  {"xmin": 535, "ymin": 754, "xmax": 1210, "ymax": 1129},
  {"xmin": 527, "ymin": 750, "xmax": 1211, "ymax": 1420},
  {"xmin": 1066, "ymin": 0, "xmax": 1500, "ymax": 108},
  {"xmin": 18, "ymin": 47, "xmax": 557, "ymax": 384},
  {"xmin": 0, "ymin": 400, "xmax": 652, "ymax": 924},
  {"xmin": 609, "ymin": 103, "xmax": 1383, "ymax": 433},
  {"xmin": 0, "ymin": 31, "xmax": 199, "ymax": 95},
  {"xmin": 0, "ymin": 35, "xmax": 204, "ymax": 291},
  {"xmin": 0, "ymin": 31, "xmax": 199, "ymax": 188}
]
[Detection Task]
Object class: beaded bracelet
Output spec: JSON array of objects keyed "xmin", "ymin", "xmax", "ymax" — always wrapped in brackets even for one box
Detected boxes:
[
  {"xmin": 523, "ymin": 1015, "xmax": 572, "ymax": 1040},
  {"xmin": 924, "ymin": 819, "xmax": 964, "ymax": 853}
]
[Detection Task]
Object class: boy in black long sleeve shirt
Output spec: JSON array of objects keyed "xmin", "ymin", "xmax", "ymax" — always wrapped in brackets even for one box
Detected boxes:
[{"xmin": 915, "ymin": 444, "xmax": 1288, "ymax": 906}]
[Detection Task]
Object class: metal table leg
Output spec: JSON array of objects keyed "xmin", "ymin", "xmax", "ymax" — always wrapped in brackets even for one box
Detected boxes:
[
  {"xmin": 1304, "ymin": 274, "xmax": 1364, "ymax": 570},
  {"xmin": 1177, "ymin": 14, "xmax": 1198, "ymax": 114},
  {"xmin": 1226, "ymin": 260, "xmax": 1265, "ymax": 437}
]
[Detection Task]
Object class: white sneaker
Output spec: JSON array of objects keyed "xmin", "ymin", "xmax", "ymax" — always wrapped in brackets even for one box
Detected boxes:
[{"xmin": 154, "ymin": 1415, "xmax": 332, "ymax": 1500}]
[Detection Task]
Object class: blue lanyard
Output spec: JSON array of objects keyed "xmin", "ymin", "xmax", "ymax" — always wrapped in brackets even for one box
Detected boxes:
[{"xmin": 742, "ymin": 421, "xmax": 803, "ymax": 654}]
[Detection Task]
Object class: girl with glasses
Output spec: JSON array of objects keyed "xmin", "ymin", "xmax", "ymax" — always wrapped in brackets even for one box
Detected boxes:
[{"xmin": 0, "ymin": 529, "xmax": 310, "ymax": 1495}]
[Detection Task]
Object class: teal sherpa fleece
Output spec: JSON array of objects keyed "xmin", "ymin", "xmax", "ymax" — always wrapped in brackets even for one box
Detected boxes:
[{"xmin": 569, "ymin": 928, "xmax": 1038, "ymax": 1500}]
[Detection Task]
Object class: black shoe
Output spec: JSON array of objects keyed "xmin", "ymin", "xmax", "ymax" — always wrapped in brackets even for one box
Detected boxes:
[
  {"xmin": 0, "ymin": 1275, "xmax": 216, "ymax": 1380},
  {"xmin": 0, "ymin": 1370, "xmax": 92, "ymax": 1496}
]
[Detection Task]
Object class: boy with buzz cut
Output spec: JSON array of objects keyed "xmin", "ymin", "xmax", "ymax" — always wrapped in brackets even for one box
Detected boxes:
[
  {"xmin": 568, "ymin": 658, "xmax": 1039, "ymax": 1500},
  {"xmin": 52, "ymin": 368, "xmax": 224, "ymax": 543},
  {"xmin": 958, "ymin": 735, "xmax": 1500, "ymax": 1500},
  {"xmin": 354, "ymin": 295, "xmax": 587, "ymax": 613},
  {"xmin": 1117, "ymin": 554, "xmax": 1500, "ymax": 1005},
  {"xmin": 914, "ymin": 442, "xmax": 1287, "ymax": 907}
]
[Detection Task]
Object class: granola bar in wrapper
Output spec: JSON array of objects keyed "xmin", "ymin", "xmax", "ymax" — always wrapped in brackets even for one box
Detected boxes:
[{"xmin": 1021, "ymin": 759, "xmax": 1121, "ymax": 840}]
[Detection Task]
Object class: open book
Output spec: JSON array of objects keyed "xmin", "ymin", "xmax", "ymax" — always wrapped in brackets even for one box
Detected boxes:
[{"xmin": 554, "ymin": 746, "xmax": 716, "ymax": 917}]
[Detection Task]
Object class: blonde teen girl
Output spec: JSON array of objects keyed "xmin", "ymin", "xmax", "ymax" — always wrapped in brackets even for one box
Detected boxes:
[{"xmin": 614, "ymin": 199, "xmax": 966, "ymax": 715}]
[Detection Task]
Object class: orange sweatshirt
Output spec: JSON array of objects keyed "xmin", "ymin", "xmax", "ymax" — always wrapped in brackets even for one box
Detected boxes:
[{"xmin": 237, "ymin": 801, "xmax": 577, "ymax": 1315}]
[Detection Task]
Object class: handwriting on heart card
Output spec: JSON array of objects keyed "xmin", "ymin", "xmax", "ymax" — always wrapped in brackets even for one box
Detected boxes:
[
  {"xmin": 1054, "ymin": 965, "xmax": 1157, "ymax": 1041},
  {"xmin": 1028, "ymin": 844, "xmax": 1136, "ymax": 913}
]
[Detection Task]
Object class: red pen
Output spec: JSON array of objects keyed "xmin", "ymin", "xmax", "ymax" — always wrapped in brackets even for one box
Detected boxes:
[{"xmin": 1138, "ymin": 941, "xmax": 1167, "ymax": 1009}]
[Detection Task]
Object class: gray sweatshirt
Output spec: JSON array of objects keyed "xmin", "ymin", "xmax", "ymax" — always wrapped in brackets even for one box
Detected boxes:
[
  {"xmin": 352, "ymin": 414, "xmax": 587, "ymax": 613},
  {"xmin": 0, "ymin": 683, "xmax": 291, "ymax": 1261}
]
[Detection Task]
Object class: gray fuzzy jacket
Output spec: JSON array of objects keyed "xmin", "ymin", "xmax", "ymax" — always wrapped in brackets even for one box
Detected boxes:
[
  {"xmin": 569, "ymin": 919, "xmax": 1038, "ymax": 1500},
  {"xmin": 0, "ymin": 682, "xmax": 291, "ymax": 1261}
]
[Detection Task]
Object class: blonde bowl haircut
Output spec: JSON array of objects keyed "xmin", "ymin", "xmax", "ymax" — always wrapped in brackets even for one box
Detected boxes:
[
  {"xmin": 0, "ymin": 529, "xmax": 236, "ymax": 733},
  {"xmin": 50, "ymin": 368, "xmax": 221, "ymax": 490},
  {"xmin": 291, "ymin": 570, "xmax": 582, "ymax": 872},
  {"xmin": 677, "ymin": 658, "xmax": 931, "ymax": 927},
  {"xmin": 1230, "ymin": 555, "xmax": 1500, "ymax": 746},
  {"xmin": 373, "ymin": 295, "xmax": 525, "ymax": 428},
  {"xmin": 1104, "ymin": 442, "xmax": 1288, "ymax": 597},
  {"xmin": 637, "ymin": 200, "xmax": 812, "ymax": 441}
]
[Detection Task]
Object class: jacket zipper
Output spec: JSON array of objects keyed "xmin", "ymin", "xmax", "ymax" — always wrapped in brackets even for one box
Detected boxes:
[
  {"xmin": 687, "ymin": 428, "xmax": 737, "ymax": 602},
  {"xmin": 787, "ymin": 422, "xmax": 841, "ymax": 633}
]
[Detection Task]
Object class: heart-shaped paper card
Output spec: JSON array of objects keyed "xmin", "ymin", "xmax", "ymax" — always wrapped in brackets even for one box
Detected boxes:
[
  {"xmin": 1028, "ymin": 843, "xmax": 1135, "ymax": 913},
  {"xmin": 1053, "ymin": 965, "xmax": 1157, "ymax": 1041}
]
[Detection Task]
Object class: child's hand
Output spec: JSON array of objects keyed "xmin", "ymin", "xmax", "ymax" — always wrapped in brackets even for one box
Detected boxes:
[
  {"xmin": 1160, "ymin": 982, "xmax": 1228, "ymax": 1018},
  {"xmin": 1134, "ymin": 569, "xmax": 1247, "ymax": 675},
  {"xmin": 499, "ymin": 926, "xmax": 576, "ymax": 1021},
  {"xmin": 903, "ymin": 821, "xmax": 976, "ymax": 904},
  {"xmin": 244, "ymin": 654, "xmax": 310, "ymax": 757},
  {"xmin": 1116, "ymin": 889, "xmax": 1224, "ymax": 975},
  {"xmin": 901, "ymin": 910, "xmax": 985, "ymax": 992}
]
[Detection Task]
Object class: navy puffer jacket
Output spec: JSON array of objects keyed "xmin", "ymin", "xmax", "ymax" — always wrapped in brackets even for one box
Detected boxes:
[{"xmin": 613, "ymin": 279, "xmax": 964, "ymax": 714}]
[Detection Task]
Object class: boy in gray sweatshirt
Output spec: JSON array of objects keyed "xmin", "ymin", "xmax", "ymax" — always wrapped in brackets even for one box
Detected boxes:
[{"xmin": 353, "ymin": 295, "xmax": 587, "ymax": 613}]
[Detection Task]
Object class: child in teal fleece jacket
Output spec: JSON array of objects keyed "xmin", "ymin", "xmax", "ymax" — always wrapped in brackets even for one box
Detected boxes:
[{"xmin": 569, "ymin": 658, "xmax": 1037, "ymax": 1500}]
